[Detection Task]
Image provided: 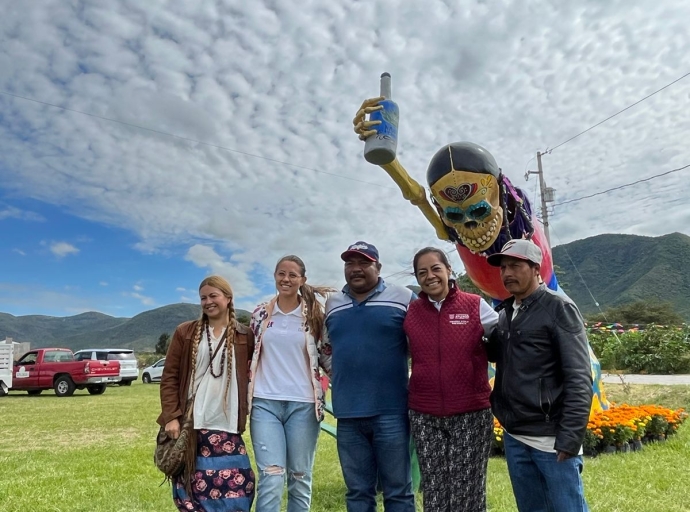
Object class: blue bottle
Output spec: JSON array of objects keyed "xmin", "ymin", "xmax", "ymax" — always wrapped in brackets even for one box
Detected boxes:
[{"xmin": 364, "ymin": 72, "xmax": 399, "ymax": 165}]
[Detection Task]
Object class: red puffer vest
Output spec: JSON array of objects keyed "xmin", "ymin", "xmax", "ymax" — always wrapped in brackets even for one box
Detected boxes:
[{"xmin": 404, "ymin": 284, "xmax": 491, "ymax": 416}]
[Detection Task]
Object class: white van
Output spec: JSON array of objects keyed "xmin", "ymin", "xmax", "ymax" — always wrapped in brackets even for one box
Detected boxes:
[
  {"xmin": 74, "ymin": 348, "xmax": 139, "ymax": 385},
  {"xmin": 0, "ymin": 344, "xmax": 12, "ymax": 396}
]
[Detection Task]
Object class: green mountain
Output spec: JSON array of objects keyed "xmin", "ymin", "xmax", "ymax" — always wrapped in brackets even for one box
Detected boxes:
[
  {"xmin": 404, "ymin": 232, "xmax": 690, "ymax": 321},
  {"xmin": 3, "ymin": 231, "xmax": 689, "ymax": 349},
  {"xmin": 0, "ymin": 304, "xmax": 252, "ymax": 352},
  {"xmin": 553, "ymin": 232, "xmax": 690, "ymax": 320},
  {"xmin": 0, "ymin": 311, "xmax": 127, "ymax": 347}
]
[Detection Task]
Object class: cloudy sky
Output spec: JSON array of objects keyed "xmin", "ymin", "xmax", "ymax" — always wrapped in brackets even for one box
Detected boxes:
[{"xmin": 1, "ymin": 0, "xmax": 689, "ymax": 317}]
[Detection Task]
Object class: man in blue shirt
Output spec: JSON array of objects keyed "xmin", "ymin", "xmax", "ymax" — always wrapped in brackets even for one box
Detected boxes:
[{"xmin": 321, "ymin": 241, "xmax": 416, "ymax": 512}]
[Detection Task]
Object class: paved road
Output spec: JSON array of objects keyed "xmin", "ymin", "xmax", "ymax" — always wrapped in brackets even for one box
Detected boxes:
[{"xmin": 602, "ymin": 374, "xmax": 690, "ymax": 385}]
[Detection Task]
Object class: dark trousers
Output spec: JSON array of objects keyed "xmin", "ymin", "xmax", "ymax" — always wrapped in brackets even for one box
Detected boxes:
[{"xmin": 409, "ymin": 408, "xmax": 493, "ymax": 512}]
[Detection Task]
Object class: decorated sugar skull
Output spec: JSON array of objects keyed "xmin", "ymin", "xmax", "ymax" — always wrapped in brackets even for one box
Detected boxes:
[
  {"xmin": 352, "ymin": 89, "xmax": 609, "ymax": 414},
  {"xmin": 427, "ymin": 142, "xmax": 503, "ymax": 253}
]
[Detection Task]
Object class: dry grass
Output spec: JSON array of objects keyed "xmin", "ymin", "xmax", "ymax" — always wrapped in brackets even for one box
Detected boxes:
[{"xmin": 604, "ymin": 383, "xmax": 690, "ymax": 410}]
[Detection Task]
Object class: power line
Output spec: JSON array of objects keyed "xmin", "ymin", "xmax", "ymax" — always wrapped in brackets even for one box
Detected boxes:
[
  {"xmin": 383, "ymin": 265, "xmax": 414, "ymax": 279},
  {"xmin": 551, "ymin": 225, "xmax": 632, "ymax": 393},
  {"xmin": 551, "ymin": 227, "xmax": 603, "ymax": 311},
  {"xmin": 553, "ymin": 163, "xmax": 690, "ymax": 207},
  {"xmin": 387, "ymin": 163, "xmax": 686, "ymax": 275},
  {"xmin": 531, "ymin": 176, "xmax": 539, "ymax": 215},
  {"xmin": 382, "ymin": 247, "xmax": 456, "ymax": 280},
  {"xmin": 0, "ymin": 90, "xmax": 395, "ymax": 190},
  {"xmin": 387, "ymin": 163, "xmax": 688, "ymax": 270},
  {"xmin": 547, "ymin": 71, "xmax": 690, "ymax": 153},
  {"xmin": 550, "ymin": 226, "xmax": 630, "ymax": 387},
  {"xmin": 524, "ymin": 155, "xmax": 536, "ymax": 174},
  {"xmin": 383, "ymin": 266, "xmax": 415, "ymax": 281}
]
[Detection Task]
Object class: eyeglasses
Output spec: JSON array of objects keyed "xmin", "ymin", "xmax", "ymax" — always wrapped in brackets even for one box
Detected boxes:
[{"xmin": 276, "ymin": 271, "xmax": 302, "ymax": 280}]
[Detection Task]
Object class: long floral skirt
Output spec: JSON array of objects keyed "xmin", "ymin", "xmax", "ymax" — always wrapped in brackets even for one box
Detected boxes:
[
  {"xmin": 173, "ymin": 429, "xmax": 255, "ymax": 512},
  {"xmin": 409, "ymin": 408, "xmax": 493, "ymax": 512}
]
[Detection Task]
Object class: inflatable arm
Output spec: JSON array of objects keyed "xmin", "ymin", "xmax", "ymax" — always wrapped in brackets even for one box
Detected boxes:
[
  {"xmin": 354, "ymin": 97, "xmax": 449, "ymax": 241},
  {"xmin": 353, "ymin": 93, "xmax": 608, "ymax": 414}
]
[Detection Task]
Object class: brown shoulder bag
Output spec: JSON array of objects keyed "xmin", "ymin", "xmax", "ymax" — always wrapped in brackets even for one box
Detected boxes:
[
  {"xmin": 154, "ymin": 328, "xmax": 227, "ymax": 479},
  {"xmin": 153, "ymin": 396, "xmax": 196, "ymax": 479}
]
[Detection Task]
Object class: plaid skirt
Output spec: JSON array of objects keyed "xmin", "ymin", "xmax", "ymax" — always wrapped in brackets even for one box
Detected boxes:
[{"xmin": 173, "ymin": 430, "xmax": 255, "ymax": 512}]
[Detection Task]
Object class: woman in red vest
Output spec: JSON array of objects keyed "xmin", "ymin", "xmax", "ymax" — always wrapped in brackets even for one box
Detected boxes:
[{"xmin": 404, "ymin": 247, "xmax": 498, "ymax": 512}]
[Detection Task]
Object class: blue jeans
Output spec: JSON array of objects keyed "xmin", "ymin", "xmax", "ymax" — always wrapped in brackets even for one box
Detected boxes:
[
  {"xmin": 336, "ymin": 414, "xmax": 415, "ymax": 512},
  {"xmin": 504, "ymin": 433, "xmax": 589, "ymax": 512},
  {"xmin": 250, "ymin": 398, "xmax": 321, "ymax": 512}
]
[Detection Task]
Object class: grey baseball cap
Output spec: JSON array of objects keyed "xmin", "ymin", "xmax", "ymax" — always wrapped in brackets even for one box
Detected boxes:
[{"xmin": 487, "ymin": 239, "xmax": 543, "ymax": 267}]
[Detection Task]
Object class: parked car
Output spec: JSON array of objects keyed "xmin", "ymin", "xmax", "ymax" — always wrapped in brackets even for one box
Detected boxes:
[
  {"xmin": 10, "ymin": 348, "xmax": 120, "ymax": 396},
  {"xmin": 142, "ymin": 358, "xmax": 165, "ymax": 384},
  {"xmin": 0, "ymin": 344, "xmax": 12, "ymax": 397},
  {"xmin": 74, "ymin": 348, "xmax": 139, "ymax": 385}
]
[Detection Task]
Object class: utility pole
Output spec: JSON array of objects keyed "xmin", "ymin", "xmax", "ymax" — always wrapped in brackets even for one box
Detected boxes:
[
  {"xmin": 525, "ymin": 151, "xmax": 554, "ymax": 245},
  {"xmin": 536, "ymin": 151, "xmax": 550, "ymax": 245}
]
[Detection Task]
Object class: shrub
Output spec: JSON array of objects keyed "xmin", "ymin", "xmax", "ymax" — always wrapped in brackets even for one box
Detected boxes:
[
  {"xmin": 588, "ymin": 332, "xmax": 626, "ymax": 370},
  {"xmin": 136, "ymin": 352, "xmax": 163, "ymax": 369},
  {"xmin": 583, "ymin": 429, "xmax": 601, "ymax": 453},
  {"xmin": 619, "ymin": 327, "xmax": 690, "ymax": 374},
  {"xmin": 588, "ymin": 326, "xmax": 690, "ymax": 374}
]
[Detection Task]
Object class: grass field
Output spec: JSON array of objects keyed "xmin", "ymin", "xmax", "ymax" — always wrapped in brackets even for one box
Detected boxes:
[{"xmin": 0, "ymin": 383, "xmax": 689, "ymax": 512}]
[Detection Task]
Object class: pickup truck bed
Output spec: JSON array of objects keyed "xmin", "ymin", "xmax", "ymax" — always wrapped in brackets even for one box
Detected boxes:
[{"xmin": 10, "ymin": 348, "xmax": 120, "ymax": 397}]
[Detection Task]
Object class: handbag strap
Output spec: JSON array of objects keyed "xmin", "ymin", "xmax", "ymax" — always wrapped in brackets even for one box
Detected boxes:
[
  {"xmin": 183, "ymin": 321, "xmax": 233, "ymax": 420},
  {"xmin": 183, "ymin": 394, "xmax": 196, "ymax": 421},
  {"xmin": 208, "ymin": 327, "xmax": 228, "ymax": 363}
]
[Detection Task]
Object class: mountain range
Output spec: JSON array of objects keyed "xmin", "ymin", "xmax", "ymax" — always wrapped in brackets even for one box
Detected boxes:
[
  {"xmin": 2, "ymin": 232, "xmax": 689, "ymax": 351},
  {"xmin": 0, "ymin": 303, "xmax": 251, "ymax": 352},
  {"xmin": 552, "ymin": 232, "xmax": 690, "ymax": 319}
]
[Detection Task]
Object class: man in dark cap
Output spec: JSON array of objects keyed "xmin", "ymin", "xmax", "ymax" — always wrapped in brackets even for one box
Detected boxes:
[{"xmin": 321, "ymin": 241, "xmax": 416, "ymax": 512}]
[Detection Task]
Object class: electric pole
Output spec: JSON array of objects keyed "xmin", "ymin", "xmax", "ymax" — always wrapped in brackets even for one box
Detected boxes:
[
  {"xmin": 536, "ymin": 151, "xmax": 550, "ymax": 245},
  {"xmin": 525, "ymin": 151, "xmax": 554, "ymax": 245}
]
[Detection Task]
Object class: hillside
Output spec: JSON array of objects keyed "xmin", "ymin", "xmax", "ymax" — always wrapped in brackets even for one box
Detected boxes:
[
  {"xmin": 409, "ymin": 232, "xmax": 690, "ymax": 321},
  {"xmin": 3, "ymin": 232, "xmax": 690, "ymax": 349},
  {"xmin": 553, "ymin": 232, "xmax": 690, "ymax": 320},
  {"xmin": 0, "ymin": 304, "xmax": 251, "ymax": 352},
  {"xmin": 0, "ymin": 311, "xmax": 127, "ymax": 347}
]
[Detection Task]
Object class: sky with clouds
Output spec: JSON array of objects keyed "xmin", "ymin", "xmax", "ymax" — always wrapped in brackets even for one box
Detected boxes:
[{"xmin": 1, "ymin": 0, "xmax": 689, "ymax": 318}]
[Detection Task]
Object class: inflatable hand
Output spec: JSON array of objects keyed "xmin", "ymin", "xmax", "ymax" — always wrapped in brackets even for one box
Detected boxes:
[{"xmin": 353, "ymin": 96, "xmax": 384, "ymax": 140}]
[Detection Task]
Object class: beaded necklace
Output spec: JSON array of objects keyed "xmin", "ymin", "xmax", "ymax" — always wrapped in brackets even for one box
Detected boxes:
[{"xmin": 205, "ymin": 322, "xmax": 228, "ymax": 379}]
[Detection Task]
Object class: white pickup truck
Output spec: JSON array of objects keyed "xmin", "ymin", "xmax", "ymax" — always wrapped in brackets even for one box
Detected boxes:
[{"xmin": 0, "ymin": 344, "xmax": 13, "ymax": 396}]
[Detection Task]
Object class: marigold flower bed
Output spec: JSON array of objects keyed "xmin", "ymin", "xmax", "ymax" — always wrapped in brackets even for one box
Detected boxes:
[{"xmin": 492, "ymin": 405, "xmax": 688, "ymax": 456}]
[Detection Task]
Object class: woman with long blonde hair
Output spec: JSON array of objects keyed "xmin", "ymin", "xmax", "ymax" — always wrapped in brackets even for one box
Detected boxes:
[
  {"xmin": 248, "ymin": 255, "xmax": 334, "ymax": 512},
  {"xmin": 158, "ymin": 275, "xmax": 255, "ymax": 512}
]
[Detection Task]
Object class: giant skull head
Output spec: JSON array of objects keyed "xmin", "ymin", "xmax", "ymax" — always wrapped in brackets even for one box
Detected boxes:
[{"xmin": 427, "ymin": 142, "xmax": 503, "ymax": 253}]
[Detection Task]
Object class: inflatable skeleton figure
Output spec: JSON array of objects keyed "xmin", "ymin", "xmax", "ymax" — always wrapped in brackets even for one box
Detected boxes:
[{"xmin": 353, "ymin": 95, "xmax": 607, "ymax": 413}]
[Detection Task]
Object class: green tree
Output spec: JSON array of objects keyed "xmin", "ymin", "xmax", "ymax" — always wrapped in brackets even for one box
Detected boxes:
[
  {"xmin": 155, "ymin": 332, "xmax": 170, "ymax": 355},
  {"xmin": 587, "ymin": 301, "xmax": 683, "ymax": 325},
  {"xmin": 236, "ymin": 311, "xmax": 251, "ymax": 327},
  {"xmin": 553, "ymin": 264, "xmax": 570, "ymax": 290},
  {"xmin": 455, "ymin": 272, "xmax": 491, "ymax": 301}
]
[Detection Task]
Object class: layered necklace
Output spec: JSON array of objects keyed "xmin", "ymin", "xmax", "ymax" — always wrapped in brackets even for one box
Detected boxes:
[{"xmin": 205, "ymin": 322, "xmax": 228, "ymax": 378}]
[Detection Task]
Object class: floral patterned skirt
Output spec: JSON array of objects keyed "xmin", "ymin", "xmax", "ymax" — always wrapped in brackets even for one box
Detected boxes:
[{"xmin": 173, "ymin": 429, "xmax": 255, "ymax": 512}]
